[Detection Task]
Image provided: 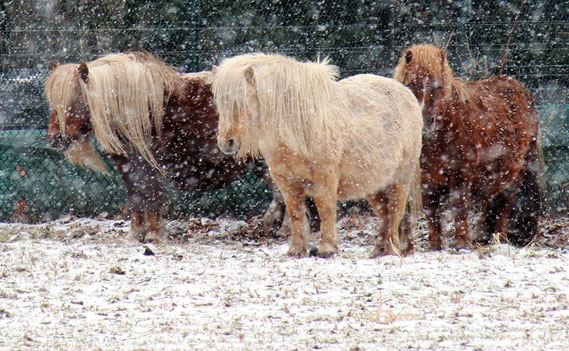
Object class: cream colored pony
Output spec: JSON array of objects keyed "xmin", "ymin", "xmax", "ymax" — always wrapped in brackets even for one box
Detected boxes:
[{"xmin": 213, "ymin": 53, "xmax": 423, "ymax": 257}]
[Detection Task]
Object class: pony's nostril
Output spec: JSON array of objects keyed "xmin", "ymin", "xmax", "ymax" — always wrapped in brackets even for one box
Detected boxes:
[
  {"xmin": 53, "ymin": 135, "xmax": 71, "ymax": 150},
  {"xmin": 219, "ymin": 138, "xmax": 239, "ymax": 155}
]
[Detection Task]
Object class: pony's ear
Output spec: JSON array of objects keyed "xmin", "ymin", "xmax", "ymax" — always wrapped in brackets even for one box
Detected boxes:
[
  {"xmin": 439, "ymin": 49, "xmax": 447, "ymax": 64},
  {"xmin": 439, "ymin": 48, "xmax": 451, "ymax": 95},
  {"xmin": 405, "ymin": 50, "xmax": 413, "ymax": 64},
  {"xmin": 78, "ymin": 63, "xmax": 89, "ymax": 83},
  {"xmin": 244, "ymin": 67, "xmax": 255, "ymax": 85},
  {"xmin": 211, "ymin": 65, "xmax": 219, "ymax": 75},
  {"xmin": 49, "ymin": 61, "xmax": 58, "ymax": 72}
]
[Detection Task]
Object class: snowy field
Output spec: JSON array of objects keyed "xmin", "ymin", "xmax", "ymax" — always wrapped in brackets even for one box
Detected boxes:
[{"xmin": 1, "ymin": 214, "xmax": 569, "ymax": 350}]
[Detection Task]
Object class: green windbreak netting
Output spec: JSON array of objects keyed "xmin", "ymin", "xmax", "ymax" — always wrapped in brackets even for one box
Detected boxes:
[
  {"xmin": 0, "ymin": 130, "xmax": 272, "ymax": 222},
  {"xmin": 1, "ymin": 103, "xmax": 568, "ymax": 222}
]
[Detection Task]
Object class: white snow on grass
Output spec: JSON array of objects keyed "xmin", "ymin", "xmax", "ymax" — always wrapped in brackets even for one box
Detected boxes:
[{"xmin": 0, "ymin": 216, "xmax": 568, "ymax": 350}]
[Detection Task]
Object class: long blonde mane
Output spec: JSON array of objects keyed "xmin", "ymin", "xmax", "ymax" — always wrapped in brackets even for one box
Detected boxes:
[
  {"xmin": 212, "ymin": 53, "xmax": 340, "ymax": 158},
  {"xmin": 393, "ymin": 44, "xmax": 468, "ymax": 102},
  {"xmin": 45, "ymin": 52, "xmax": 185, "ymax": 170},
  {"xmin": 45, "ymin": 63, "xmax": 82, "ymax": 134}
]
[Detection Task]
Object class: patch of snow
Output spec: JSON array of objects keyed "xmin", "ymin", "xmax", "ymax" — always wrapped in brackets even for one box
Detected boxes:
[{"xmin": 0, "ymin": 216, "xmax": 568, "ymax": 350}]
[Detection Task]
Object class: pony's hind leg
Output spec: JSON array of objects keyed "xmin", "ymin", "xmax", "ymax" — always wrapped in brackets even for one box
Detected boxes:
[
  {"xmin": 144, "ymin": 209, "xmax": 163, "ymax": 243},
  {"xmin": 399, "ymin": 204, "xmax": 415, "ymax": 255},
  {"xmin": 384, "ymin": 183, "xmax": 410, "ymax": 256},
  {"xmin": 448, "ymin": 184, "xmax": 474, "ymax": 250},
  {"xmin": 489, "ymin": 177, "xmax": 523, "ymax": 245},
  {"xmin": 367, "ymin": 191, "xmax": 389, "ymax": 258},
  {"xmin": 130, "ymin": 210, "xmax": 146, "ymax": 242}
]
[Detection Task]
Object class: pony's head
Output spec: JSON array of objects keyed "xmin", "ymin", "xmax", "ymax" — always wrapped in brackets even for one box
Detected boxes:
[
  {"xmin": 393, "ymin": 44, "xmax": 455, "ymax": 107},
  {"xmin": 212, "ymin": 53, "xmax": 339, "ymax": 159},
  {"xmin": 211, "ymin": 60, "xmax": 261, "ymax": 157},
  {"xmin": 46, "ymin": 52, "xmax": 184, "ymax": 173},
  {"xmin": 45, "ymin": 62, "xmax": 108, "ymax": 173}
]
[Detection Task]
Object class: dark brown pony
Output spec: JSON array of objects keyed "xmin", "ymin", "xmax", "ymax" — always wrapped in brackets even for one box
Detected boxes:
[
  {"xmin": 45, "ymin": 52, "xmax": 291, "ymax": 242},
  {"xmin": 394, "ymin": 44, "xmax": 543, "ymax": 249}
]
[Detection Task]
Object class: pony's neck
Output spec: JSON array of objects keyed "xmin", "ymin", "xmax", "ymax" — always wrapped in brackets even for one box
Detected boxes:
[{"xmin": 423, "ymin": 85, "xmax": 468, "ymax": 138}]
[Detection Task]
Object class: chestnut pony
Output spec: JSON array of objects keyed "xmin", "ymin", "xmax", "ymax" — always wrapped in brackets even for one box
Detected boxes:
[
  {"xmin": 394, "ymin": 44, "xmax": 543, "ymax": 249},
  {"xmin": 45, "ymin": 52, "xmax": 289, "ymax": 242},
  {"xmin": 213, "ymin": 53, "xmax": 423, "ymax": 257}
]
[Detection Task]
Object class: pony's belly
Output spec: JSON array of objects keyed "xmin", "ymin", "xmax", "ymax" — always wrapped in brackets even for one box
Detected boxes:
[
  {"xmin": 337, "ymin": 169, "xmax": 394, "ymax": 201},
  {"xmin": 472, "ymin": 163, "xmax": 525, "ymax": 201}
]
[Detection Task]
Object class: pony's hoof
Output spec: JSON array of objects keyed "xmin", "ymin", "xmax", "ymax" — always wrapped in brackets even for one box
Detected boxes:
[
  {"xmin": 263, "ymin": 213, "xmax": 286, "ymax": 237},
  {"xmin": 383, "ymin": 244, "xmax": 401, "ymax": 257},
  {"xmin": 287, "ymin": 245, "xmax": 307, "ymax": 257},
  {"xmin": 130, "ymin": 229, "xmax": 145, "ymax": 242},
  {"xmin": 142, "ymin": 232, "xmax": 162, "ymax": 244},
  {"xmin": 275, "ymin": 224, "xmax": 291, "ymax": 238},
  {"xmin": 428, "ymin": 240, "xmax": 443, "ymax": 251},
  {"xmin": 401, "ymin": 242, "xmax": 415, "ymax": 256},
  {"xmin": 370, "ymin": 246, "xmax": 382, "ymax": 258},
  {"xmin": 309, "ymin": 246, "xmax": 319, "ymax": 257},
  {"xmin": 451, "ymin": 238, "xmax": 473, "ymax": 251},
  {"xmin": 318, "ymin": 250, "xmax": 336, "ymax": 259},
  {"xmin": 491, "ymin": 232, "xmax": 508, "ymax": 245},
  {"xmin": 317, "ymin": 242, "xmax": 339, "ymax": 258}
]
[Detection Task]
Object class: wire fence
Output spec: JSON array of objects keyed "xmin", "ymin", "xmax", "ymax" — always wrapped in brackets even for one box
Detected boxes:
[{"xmin": 1, "ymin": 1, "xmax": 568, "ymax": 222}]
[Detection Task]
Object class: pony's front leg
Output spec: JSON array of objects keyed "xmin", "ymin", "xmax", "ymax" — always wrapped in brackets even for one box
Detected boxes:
[
  {"xmin": 423, "ymin": 185, "xmax": 444, "ymax": 250},
  {"xmin": 253, "ymin": 161, "xmax": 290, "ymax": 237},
  {"xmin": 312, "ymin": 170, "xmax": 339, "ymax": 258},
  {"xmin": 262, "ymin": 187, "xmax": 287, "ymax": 236},
  {"xmin": 111, "ymin": 155, "xmax": 146, "ymax": 241},
  {"xmin": 280, "ymin": 184, "xmax": 309, "ymax": 257},
  {"xmin": 111, "ymin": 153, "xmax": 164, "ymax": 243}
]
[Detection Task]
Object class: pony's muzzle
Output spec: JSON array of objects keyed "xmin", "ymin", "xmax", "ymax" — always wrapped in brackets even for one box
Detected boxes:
[
  {"xmin": 47, "ymin": 133, "xmax": 70, "ymax": 150},
  {"xmin": 218, "ymin": 138, "xmax": 241, "ymax": 155}
]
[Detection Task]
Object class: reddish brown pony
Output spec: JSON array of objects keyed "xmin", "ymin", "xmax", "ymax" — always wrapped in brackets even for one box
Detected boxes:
[
  {"xmin": 394, "ymin": 44, "xmax": 543, "ymax": 249},
  {"xmin": 45, "ymin": 52, "xmax": 292, "ymax": 242}
]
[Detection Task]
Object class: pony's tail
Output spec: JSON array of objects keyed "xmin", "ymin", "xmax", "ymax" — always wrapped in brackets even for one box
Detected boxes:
[{"xmin": 508, "ymin": 128, "xmax": 545, "ymax": 246}]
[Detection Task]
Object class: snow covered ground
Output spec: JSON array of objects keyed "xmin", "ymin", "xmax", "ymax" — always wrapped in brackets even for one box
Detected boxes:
[{"xmin": 0, "ymin": 215, "xmax": 568, "ymax": 350}]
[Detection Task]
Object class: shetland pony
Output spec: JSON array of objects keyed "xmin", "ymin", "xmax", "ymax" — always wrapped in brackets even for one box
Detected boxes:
[
  {"xmin": 45, "ymin": 52, "xmax": 291, "ymax": 242},
  {"xmin": 394, "ymin": 44, "xmax": 543, "ymax": 248},
  {"xmin": 212, "ymin": 53, "xmax": 423, "ymax": 257}
]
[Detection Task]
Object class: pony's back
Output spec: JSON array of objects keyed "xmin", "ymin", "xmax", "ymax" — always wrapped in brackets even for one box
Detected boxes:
[{"xmin": 333, "ymin": 74, "xmax": 423, "ymax": 199}]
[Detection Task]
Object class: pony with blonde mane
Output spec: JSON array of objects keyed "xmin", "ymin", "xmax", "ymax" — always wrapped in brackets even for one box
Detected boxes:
[
  {"xmin": 45, "ymin": 52, "xmax": 294, "ymax": 242},
  {"xmin": 394, "ymin": 44, "xmax": 543, "ymax": 248},
  {"xmin": 46, "ymin": 52, "xmax": 181, "ymax": 172},
  {"xmin": 213, "ymin": 53, "xmax": 423, "ymax": 257}
]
